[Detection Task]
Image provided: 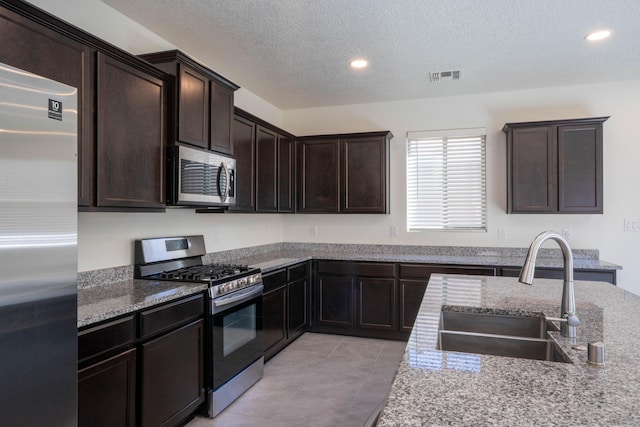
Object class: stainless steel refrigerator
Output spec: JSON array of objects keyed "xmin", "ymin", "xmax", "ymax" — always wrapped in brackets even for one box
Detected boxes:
[{"xmin": 0, "ymin": 61, "xmax": 78, "ymax": 425}]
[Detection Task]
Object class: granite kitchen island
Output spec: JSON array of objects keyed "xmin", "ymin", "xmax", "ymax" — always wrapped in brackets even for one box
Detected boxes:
[{"xmin": 377, "ymin": 274, "xmax": 640, "ymax": 426}]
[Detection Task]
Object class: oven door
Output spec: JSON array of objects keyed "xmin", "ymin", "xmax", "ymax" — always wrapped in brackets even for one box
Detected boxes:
[{"xmin": 211, "ymin": 285, "xmax": 263, "ymax": 390}]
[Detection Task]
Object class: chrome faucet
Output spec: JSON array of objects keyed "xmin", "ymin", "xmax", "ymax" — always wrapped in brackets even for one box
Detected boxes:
[{"xmin": 519, "ymin": 231, "xmax": 580, "ymax": 338}]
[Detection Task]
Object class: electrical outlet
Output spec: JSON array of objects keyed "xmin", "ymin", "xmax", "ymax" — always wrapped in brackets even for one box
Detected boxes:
[
  {"xmin": 311, "ymin": 225, "xmax": 318, "ymax": 236},
  {"xmin": 562, "ymin": 228, "xmax": 572, "ymax": 240},
  {"xmin": 390, "ymin": 225, "xmax": 398, "ymax": 237},
  {"xmin": 497, "ymin": 227, "xmax": 507, "ymax": 240},
  {"xmin": 624, "ymin": 218, "xmax": 640, "ymax": 231}
]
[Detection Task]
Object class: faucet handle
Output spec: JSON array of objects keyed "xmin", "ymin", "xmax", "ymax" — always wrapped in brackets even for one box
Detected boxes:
[
  {"xmin": 545, "ymin": 313, "xmax": 581, "ymax": 327},
  {"xmin": 564, "ymin": 312, "xmax": 580, "ymax": 327}
]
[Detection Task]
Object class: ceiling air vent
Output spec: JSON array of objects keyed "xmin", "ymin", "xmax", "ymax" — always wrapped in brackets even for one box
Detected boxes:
[{"xmin": 429, "ymin": 70, "xmax": 462, "ymax": 82}]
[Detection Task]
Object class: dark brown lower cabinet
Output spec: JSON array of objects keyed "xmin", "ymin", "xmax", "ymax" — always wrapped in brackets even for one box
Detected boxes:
[
  {"xmin": 78, "ymin": 348, "xmax": 137, "ymax": 427},
  {"xmin": 263, "ymin": 286, "xmax": 287, "ymax": 358},
  {"xmin": 288, "ymin": 276, "xmax": 308, "ymax": 337},
  {"xmin": 357, "ymin": 278, "xmax": 396, "ymax": 331},
  {"xmin": 398, "ymin": 279, "xmax": 429, "ymax": 333},
  {"xmin": 312, "ymin": 261, "xmax": 498, "ymax": 340},
  {"xmin": 140, "ymin": 319, "xmax": 204, "ymax": 427},
  {"xmin": 78, "ymin": 293, "xmax": 205, "ymax": 427},
  {"xmin": 398, "ymin": 264, "xmax": 497, "ymax": 336},
  {"xmin": 263, "ymin": 262, "xmax": 311, "ymax": 361},
  {"xmin": 316, "ymin": 274, "xmax": 354, "ymax": 328},
  {"xmin": 313, "ymin": 261, "xmax": 399, "ymax": 339}
]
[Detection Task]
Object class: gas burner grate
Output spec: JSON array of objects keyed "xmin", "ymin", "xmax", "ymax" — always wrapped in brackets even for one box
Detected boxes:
[{"xmin": 158, "ymin": 263, "xmax": 250, "ymax": 281}]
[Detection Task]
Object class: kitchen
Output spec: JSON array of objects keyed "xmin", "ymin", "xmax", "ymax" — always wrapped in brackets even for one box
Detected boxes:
[{"xmin": 1, "ymin": 0, "xmax": 640, "ymax": 426}]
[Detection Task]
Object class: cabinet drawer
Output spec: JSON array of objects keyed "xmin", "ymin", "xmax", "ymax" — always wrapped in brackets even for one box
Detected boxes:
[
  {"xmin": 140, "ymin": 293, "xmax": 204, "ymax": 340},
  {"xmin": 288, "ymin": 262, "xmax": 309, "ymax": 282},
  {"xmin": 263, "ymin": 269, "xmax": 287, "ymax": 293},
  {"xmin": 316, "ymin": 261, "xmax": 396, "ymax": 277},
  {"xmin": 399, "ymin": 264, "xmax": 496, "ymax": 279},
  {"xmin": 500, "ymin": 267, "xmax": 615, "ymax": 284},
  {"xmin": 78, "ymin": 315, "xmax": 136, "ymax": 362}
]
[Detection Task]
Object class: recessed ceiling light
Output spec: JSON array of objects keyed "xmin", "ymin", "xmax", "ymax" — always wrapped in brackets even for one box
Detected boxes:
[
  {"xmin": 350, "ymin": 59, "xmax": 368, "ymax": 69},
  {"xmin": 585, "ymin": 30, "xmax": 611, "ymax": 41}
]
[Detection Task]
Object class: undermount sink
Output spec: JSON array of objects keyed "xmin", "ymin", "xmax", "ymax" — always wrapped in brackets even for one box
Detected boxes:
[{"xmin": 438, "ymin": 310, "xmax": 571, "ymax": 363}]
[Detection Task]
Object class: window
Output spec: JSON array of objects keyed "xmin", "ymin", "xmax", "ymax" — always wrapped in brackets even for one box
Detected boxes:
[{"xmin": 407, "ymin": 128, "xmax": 486, "ymax": 231}]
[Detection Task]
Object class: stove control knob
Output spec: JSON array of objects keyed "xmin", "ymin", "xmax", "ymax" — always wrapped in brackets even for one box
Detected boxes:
[{"xmin": 238, "ymin": 278, "xmax": 247, "ymax": 287}]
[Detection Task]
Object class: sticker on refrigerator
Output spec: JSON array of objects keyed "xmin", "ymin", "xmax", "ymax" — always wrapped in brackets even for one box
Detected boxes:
[{"xmin": 48, "ymin": 99, "xmax": 62, "ymax": 121}]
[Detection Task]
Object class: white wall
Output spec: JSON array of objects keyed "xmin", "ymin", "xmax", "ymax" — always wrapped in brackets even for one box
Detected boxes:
[
  {"xmin": 282, "ymin": 81, "xmax": 640, "ymax": 294},
  {"xmin": 78, "ymin": 211, "xmax": 283, "ymax": 271}
]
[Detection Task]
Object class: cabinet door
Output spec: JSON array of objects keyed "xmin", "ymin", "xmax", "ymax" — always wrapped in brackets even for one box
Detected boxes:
[
  {"xmin": 287, "ymin": 278, "xmax": 308, "ymax": 337},
  {"xmin": 558, "ymin": 123, "xmax": 603, "ymax": 213},
  {"xmin": 78, "ymin": 348, "xmax": 137, "ymax": 427},
  {"xmin": 342, "ymin": 136, "xmax": 388, "ymax": 213},
  {"xmin": 0, "ymin": 7, "xmax": 94, "ymax": 207},
  {"xmin": 96, "ymin": 53, "xmax": 165, "ymax": 209},
  {"xmin": 229, "ymin": 114, "xmax": 256, "ymax": 211},
  {"xmin": 508, "ymin": 126, "xmax": 557, "ymax": 212},
  {"xmin": 256, "ymin": 125, "xmax": 279, "ymax": 212},
  {"xmin": 357, "ymin": 277, "xmax": 396, "ymax": 331},
  {"xmin": 140, "ymin": 320, "xmax": 204, "ymax": 427},
  {"xmin": 263, "ymin": 287, "xmax": 287, "ymax": 358},
  {"xmin": 398, "ymin": 264, "xmax": 495, "ymax": 332},
  {"xmin": 297, "ymin": 139, "xmax": 340, "ymax": 212},
  {"xmin": 316, "ymin": 274, "xmax": 353, "ymax": 327},
  {"xmin": 398, "ymin": 279, "xmax": 428, "ymax": 332},
  {"xmin": 278, "ymin": 136, "xmax": 296, "ymax": 212},
  {"xmin": 210, "ymin": 80, "xmax": 234, "ymax": 154},
  {"xmin": 178, "ymin": 64, "xmax": 209, "ymax": 149}
]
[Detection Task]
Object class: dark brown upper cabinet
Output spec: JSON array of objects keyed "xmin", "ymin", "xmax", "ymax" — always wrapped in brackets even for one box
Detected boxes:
[
  {"xmin": 297, "ymin": 138, "xmax": 340, "ymax": 212},
  {"xmin": 229, "ymin": 114, "xmax": 257, "ymax": 212},
  {"xmin": 503, "ymin": 117, "xmax": 608, "ymax": 214},
  {"xmin": 231, "ymin": 108, "xmax": 296, "ymax": 213},
  {"xmin": 1, "ymin": 1, "xmax": 169, "ymax": 212},
  {"xmin": 297, "ymin": 131, "xmax": 392, "ymax": 214},
  {"xmin": 139, "ymin": 50, "xmax": 239, "ymax": 155},
  {"xmin": 96, "ymin": 53, "xmax": 166, "ymax": 210},
  {"xmin": 278, "ymin": 136, "xmax": 296, "ymax": 213},
  {"xmin": 256, "ymin": 125, "xmax": 279, "ymax": 212}
]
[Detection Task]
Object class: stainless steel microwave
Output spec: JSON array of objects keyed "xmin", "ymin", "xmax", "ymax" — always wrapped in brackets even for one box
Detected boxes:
[{"xmin": 167, "ymin": 144, "xmax": 236, "ymax": 207}]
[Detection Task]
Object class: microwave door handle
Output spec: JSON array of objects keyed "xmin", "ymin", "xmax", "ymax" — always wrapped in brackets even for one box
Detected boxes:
[{"xmin": 219, "ymin": 161, "xmax": 229, "ymax": 203}]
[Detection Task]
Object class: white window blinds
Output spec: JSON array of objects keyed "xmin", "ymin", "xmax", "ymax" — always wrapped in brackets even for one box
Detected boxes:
[{"xmin": 407, "ymin": 128, "xmax": 487, "ymax": 231}]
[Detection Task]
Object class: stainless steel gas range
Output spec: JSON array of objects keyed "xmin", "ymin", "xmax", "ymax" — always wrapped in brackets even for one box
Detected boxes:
[{"xmin": 134, "ymin": 235, "xmax": 264, "ymax": 418}]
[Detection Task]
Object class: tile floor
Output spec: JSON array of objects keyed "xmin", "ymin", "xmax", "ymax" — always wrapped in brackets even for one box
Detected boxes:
[{"xmin": 186, "ymin": 332, "xmax": 407, "ymax": 427}]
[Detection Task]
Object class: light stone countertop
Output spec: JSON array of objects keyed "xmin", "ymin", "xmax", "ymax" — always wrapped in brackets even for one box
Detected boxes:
[
  {"xmin": 377, "ymin": 274, "xmax": 640, "ymax": 426},
  {"xmin": 77, "ymin": 243, "xmax": 621, "ymax": 328},
  {"xmin": 77, "ymin": 279, "xmax": 207, "ymax": 328}
]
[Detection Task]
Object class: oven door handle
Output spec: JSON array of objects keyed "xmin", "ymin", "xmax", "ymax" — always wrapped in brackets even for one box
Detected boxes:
[{"xmin": 212, "ymin": 284, "xmax": 263, "ymax": 313}]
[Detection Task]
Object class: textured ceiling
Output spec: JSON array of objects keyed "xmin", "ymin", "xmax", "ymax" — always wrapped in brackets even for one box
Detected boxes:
[{"xmin": 101, "ymin": 0, "xmax": 640, "ymax": 110}]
